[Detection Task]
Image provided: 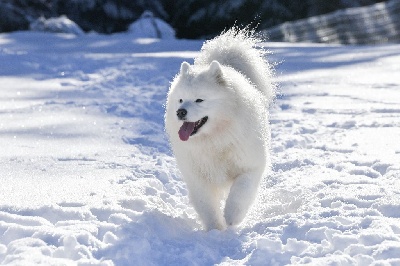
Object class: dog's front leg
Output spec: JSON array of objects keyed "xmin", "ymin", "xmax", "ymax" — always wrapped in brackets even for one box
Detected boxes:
[
  {"xmin": 224, "ymin": 170, "xmax": 263, "ymax": 226},
  {"xmin": 186, "ymin": 177, "xmax": 226, "ymax": 231}
]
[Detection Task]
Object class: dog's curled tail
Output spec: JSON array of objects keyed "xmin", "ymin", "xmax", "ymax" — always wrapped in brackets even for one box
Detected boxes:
[{"xmin": 194, "ymin": 26, "xmax": 275, "ymax": 104}]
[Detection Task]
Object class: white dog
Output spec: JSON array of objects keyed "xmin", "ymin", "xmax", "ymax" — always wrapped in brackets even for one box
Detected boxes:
[{"xmin": 165, "ymin": 27, "xmax": 274, "ymax": 230}]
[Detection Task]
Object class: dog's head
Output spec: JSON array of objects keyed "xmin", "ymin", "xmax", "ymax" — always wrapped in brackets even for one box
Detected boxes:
[{"xmin": 166, "ymin": 61, "xmax": 235, "ymax": 142}]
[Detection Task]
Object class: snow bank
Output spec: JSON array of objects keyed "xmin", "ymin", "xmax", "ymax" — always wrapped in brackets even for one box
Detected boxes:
[
  {"xmin": 128, "ymin": 11, "xmax": 175, "ymax": 39},
  {"xmin": 0, "ymin": 31, "xmax": 399, "ymax": 265},
  {"xmin": 30, "ymin": 15, "xmax": 84, "ymax": 36}
]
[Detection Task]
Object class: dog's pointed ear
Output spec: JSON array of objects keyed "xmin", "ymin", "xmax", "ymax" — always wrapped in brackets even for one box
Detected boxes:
[
  {"xmin": 209, "ymin": 60, "xmax": 226, "ymax": 85},
  {"xmin": 180, "ymin": 62, "xmax": 190, "ymax": 75}
]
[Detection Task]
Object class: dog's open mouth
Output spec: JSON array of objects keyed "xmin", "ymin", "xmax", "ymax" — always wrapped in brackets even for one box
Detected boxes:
[{"xmin": 178, "ymin": 116, "xmax": 208, "ymax": 141}]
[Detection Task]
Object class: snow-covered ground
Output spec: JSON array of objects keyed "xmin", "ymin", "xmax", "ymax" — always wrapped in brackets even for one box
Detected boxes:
[{"xmin": 0, "ymin": 31, "xmax": 399, "ymax": 265}]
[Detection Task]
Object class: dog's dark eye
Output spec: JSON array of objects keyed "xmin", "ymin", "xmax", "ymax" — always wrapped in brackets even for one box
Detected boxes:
[
  {"xmin": 195, "ymin": 99, "xmax": 204, "ymax": 103},
  {"xmin": 179, "ymin": 99, "xmax": 183, "ymax": 103}
]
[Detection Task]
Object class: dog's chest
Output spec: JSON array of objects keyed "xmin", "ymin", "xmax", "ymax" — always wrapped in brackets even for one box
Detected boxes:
[{"xmin": 192, "ymin": 144, "xmax": 243, "ymax": 183}]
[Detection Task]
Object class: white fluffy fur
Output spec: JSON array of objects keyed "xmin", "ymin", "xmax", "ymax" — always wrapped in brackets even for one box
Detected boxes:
[{"xmin": 165, "ymin": 27, "xmax": 274, "ymax": 230}]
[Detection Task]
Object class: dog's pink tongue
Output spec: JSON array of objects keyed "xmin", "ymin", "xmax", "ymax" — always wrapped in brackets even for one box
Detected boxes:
[{"xmin": 178, "ymin": 122, "xmax": 195, "ymax": 141}]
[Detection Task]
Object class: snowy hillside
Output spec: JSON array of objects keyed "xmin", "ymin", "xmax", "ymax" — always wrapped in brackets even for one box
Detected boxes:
[
  {"xmin": 0, "ymin": 31, "xmax": 400, "ymax": 265},
  {"xmin": 0, "ymin": 0, "xmax": 388, "ymax": 38},
  {"xmin": 264, "ymin": 0, "xmax": 400, "ymax": 44}
]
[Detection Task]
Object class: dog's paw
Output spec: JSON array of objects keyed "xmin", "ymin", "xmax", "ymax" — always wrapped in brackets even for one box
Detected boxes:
[
  {"xmin": 224, "ymin": 206, "xmax": 245, "ymax": 227},
  {"xmin": 204, "ymin": 220, "xmax": 226, "ymax": 231}
]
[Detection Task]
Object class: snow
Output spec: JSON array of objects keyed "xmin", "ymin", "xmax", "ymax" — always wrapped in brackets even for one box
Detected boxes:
[{"xmin": 0, "ymin": 31, "xmax": 400, "ymax": 265}]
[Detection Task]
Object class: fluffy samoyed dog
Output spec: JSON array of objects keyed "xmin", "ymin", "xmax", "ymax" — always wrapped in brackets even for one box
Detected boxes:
[{"xmin": 165, "ymin": 27, "xmax": 274, "ymax": 230}]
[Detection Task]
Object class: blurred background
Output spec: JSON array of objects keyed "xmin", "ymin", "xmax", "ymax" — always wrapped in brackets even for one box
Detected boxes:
[{"xmin": 0, "ymin": 0, "xmax": 398, "ymax": 44}]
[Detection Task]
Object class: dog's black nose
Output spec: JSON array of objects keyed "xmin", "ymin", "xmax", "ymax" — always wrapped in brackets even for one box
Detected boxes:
[{"xmin": 176, "ymin": 108, "xmax": 187, "ymax": 120}]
